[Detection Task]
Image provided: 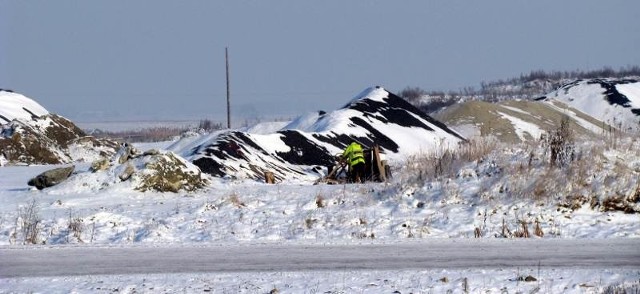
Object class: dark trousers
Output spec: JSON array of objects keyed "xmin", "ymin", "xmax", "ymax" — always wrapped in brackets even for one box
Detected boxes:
[{"xmin": 349, "ymin": 162, "xmax": 365, "ymax": 183}]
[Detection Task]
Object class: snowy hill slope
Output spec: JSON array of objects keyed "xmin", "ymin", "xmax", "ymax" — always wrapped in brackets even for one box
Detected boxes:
[
  {"xmin": 172, "ymin": 87, "xmax": 465, "ymax": 181},
  {"xmin": 434, "ymin": 99, "xmax": 610, "ymax": 143},
  {"xmin": 0, "ymin": 89, "xmax": 49, "ymax": 123},
  {"xmin": 539, "ymin": 78, "xmax": 640, "ymax": 131},
  {"xmin": 0, "ymin": 90, "xmax": 119, "ymax": 165}
]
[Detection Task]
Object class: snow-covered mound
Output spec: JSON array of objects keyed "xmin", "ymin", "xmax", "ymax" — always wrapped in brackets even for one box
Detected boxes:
[
  {"xmin": 0, "ymin": 90, "xmax": 119, "ymax": 165},
  {"xmin": 539, "ymin": 78, "xmax": 640, "ymax": 131},
  {"xmin": 48, "ymin": 147, "xmax": 210, "ymax": 193},
  {"xmin": 0, "ymin": 89, "xmax": 49, "ymax": 123},
  {"xmin": 172, "ymin": 86, "xmax": 465, "ymax": 181}
]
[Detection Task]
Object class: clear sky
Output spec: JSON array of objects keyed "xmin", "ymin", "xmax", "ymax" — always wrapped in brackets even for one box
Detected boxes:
[{"xmin": 2, "ymin": 1, "xmax": 639, "ymax": 123}]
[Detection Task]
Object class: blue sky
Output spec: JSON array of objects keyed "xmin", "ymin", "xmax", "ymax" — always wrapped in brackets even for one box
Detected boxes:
[{"xmin": 2, "ymin": 1, "xmax": 639, "ymax": 123}]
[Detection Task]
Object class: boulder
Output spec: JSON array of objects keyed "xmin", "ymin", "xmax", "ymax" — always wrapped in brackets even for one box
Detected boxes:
[
  {"xmin": 136, "ymin": 152, "xmax": 208, "ymax": 192},
  {"xmin": 143, "ymin": 149, "xmax": 160, "ymax": 156},
  {"xmin": 90, "ymin": 158, "xmax": 110, "ymax": 172},
  {"xmin": 27, "ymin": 165, "xmax": 75, "ymax": 190},
  {"xmin": 119, "ymin": 163, "xmax": 135, "ymax": 181},
  {"xmin": 115, "ymin": 143, "xmax": 139, "ymax": 164}
]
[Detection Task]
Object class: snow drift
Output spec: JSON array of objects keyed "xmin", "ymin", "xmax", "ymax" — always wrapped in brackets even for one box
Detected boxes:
[
  {"xmin": 172, "ymin": 86, "xmax": 466, "ymax": 181},
  {"xmin": 539, "ymin": 78, "xmax": 640, "ymax": 131}
]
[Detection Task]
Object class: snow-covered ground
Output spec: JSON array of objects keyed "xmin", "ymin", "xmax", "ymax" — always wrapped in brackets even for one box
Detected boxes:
[
  {"xmin": 1, "ymin": 132, "xmax": 639, "ymax": 292},
  {"xmin": 4, "ymin": 267, "xmax": 639, "ymax": 293}
]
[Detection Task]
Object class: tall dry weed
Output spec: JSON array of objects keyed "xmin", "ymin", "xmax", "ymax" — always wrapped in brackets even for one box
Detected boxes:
[{"xmin": 16, "ymin": 198, "xmax": 42, "ymax": 245}]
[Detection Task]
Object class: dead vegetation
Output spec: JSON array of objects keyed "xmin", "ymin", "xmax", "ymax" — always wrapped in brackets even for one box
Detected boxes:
[
  {"xmin": 407, "ymin": 137, "xmax": 497, "ymax": 183},
  {"xmin": 13, "ymin": 198, "xmax": 42, "ymax": 245}
]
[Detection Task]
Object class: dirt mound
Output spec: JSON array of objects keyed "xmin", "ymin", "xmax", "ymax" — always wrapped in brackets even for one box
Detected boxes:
[{"xmin": 176, "ymin": 86, "xmax": 465, "ymax": 181}]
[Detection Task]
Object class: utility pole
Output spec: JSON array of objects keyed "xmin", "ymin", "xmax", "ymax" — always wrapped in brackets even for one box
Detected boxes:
[{"xmin": 225, "ymin": 47, "xmax": 231, "ymax": 129}]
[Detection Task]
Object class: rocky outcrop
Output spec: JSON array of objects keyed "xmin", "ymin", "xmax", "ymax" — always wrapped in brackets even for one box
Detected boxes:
[
  {"xmin": 0, "ymin": 113, "xmax": 119, "ymax": 165},
  {"xmin": 1, "ymin": 90, "xmax": 120, "ymax": 165},
  {"xmin": 27, "ymin": 166, "xmax": 75, "ymax": 190}
]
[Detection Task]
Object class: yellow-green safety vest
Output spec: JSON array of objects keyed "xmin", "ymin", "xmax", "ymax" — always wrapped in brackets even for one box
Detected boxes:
[{"xmin": 343, "ymin": 142, "xmax": 365, "ymax": 167}]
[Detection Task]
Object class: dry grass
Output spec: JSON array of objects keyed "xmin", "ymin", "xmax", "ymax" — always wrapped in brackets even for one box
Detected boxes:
[
  {"xmin": 315, "ymin": 195, "xmax": 325, "ymax": 208},
  {"xmin": 534, "ymin": 220, "xmax": 544, "ymax": 237},
  {"xmin": 228, "ymin": 192, "xmax": 246, "ymax": 208},
  {"xmin": 407, "ymin": 137, "xmax": 497, "ymax": 182},
  {"xmin": 513, "ymin": 220, "xmax": 530, "ymax": 238},
  {"xmin": 67, "ymin": 209, "xmax": 85, "ymax": 243}
]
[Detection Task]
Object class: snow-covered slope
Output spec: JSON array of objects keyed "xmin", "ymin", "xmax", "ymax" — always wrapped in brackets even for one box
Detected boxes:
[
  {"xmin": 172, "ymin": 87, "xmax": 465, "ymax": 181},
  {"xmin": 539, "ymin": 78, "xmax": 640, "ymax": 131},
  {"xmin": 0, "ymin": 89, "xmax": 49, "ymax": 123}
]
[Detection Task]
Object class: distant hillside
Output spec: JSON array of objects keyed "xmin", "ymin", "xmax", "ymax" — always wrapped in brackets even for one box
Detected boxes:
[
  {"xmin": 403, "ymin": 66, "xmax": 640, "ymax": 114},
  {"xmin": 435, "ymin": 77, "xmax": 640, "ymax": 143}
]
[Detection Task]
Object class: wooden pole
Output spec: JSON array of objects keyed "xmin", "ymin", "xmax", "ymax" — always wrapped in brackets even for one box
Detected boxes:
[
  {"xmin": 373, "ymin": 145, "xmax": 386, "ymax": 182},
  {"xmin": 225, "ymin": 47, "xmax": 231, "ymax": 129}
]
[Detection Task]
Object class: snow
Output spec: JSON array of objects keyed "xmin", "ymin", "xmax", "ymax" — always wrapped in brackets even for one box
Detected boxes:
[
  {"xmin": 544, "ymin": 100, "xmax": 606, "ymax": 134},
  {"xmin": 497, "ymin": 111, "xmax": 544, "ymax": 141},
  {"xmin": 346, "ymin": 86, "xmax": 389, "ymax": 105},
  {"xmin": 617, "ymin": 82, "xmax": 640, "ymax": 108},
  {"xmin": 0, "ymin": 90, "xmax": 49, "ymax": 123},
  {"xmin": 545, "ymin": 79, "xmax": 640, "ymax": 129},
  {"xmin": 500, "ymin": 105, "xmax": 530, "ymax": 115},
  {"xmin": 241, "ymin": 120, "xmax": 290, "ymax": 134},
  {"xmin": 282, "ymin": 111, "xmax": 322, "ymax": 131},
  {"xmin": 2, "ymin": 268, "xmax": 636, "ymax": 294}
]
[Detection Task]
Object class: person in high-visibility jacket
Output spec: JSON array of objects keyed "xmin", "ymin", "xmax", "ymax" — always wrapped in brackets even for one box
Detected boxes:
[{"xmin": 342, "ymin": 141, "xmax": 365, "ymax": 183}]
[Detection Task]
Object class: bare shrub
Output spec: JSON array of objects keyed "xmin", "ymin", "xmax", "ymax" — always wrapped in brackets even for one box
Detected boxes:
[
  {"xmin": 409, "ymin": 139, "xmax": 495, "ymax": 183},
  {"xmin": 513, "ymin": 220, "xmax": 530, "ymax": 238},
  {"xmin": 545, "ymin": 116, "xmax": 574, "ymax": 167},
  {"xmin": 16, "ymin": 198, "xmax": 42, "ymax": 245},
  {"xmin": 534, "ymin": 220, "xmax": 544, "ymax": 237},
  {"xmin": 198, "ymin": 119, "xmax": 222, "ymax": 132},
  {"xmin": 458, "ymin": 138, "xmax": 497, "ymax": 162},
  {"xmin": 67, "ymin": 209, "xmax": 85, "ymax": 243},
  {"xmin": 602, "ymin": 194, "xmax": 639, "ymax": 213},
  {"xmin": 500, "ymin": 218, "xmax": 512, "ymax": 238},
  {"xmin": 399, "ymin": 86, "xmax": 428, "ymax": 103},
  {"xmin": 315, "ymin": 195, "xmax": 325, "ymax": 208}
]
